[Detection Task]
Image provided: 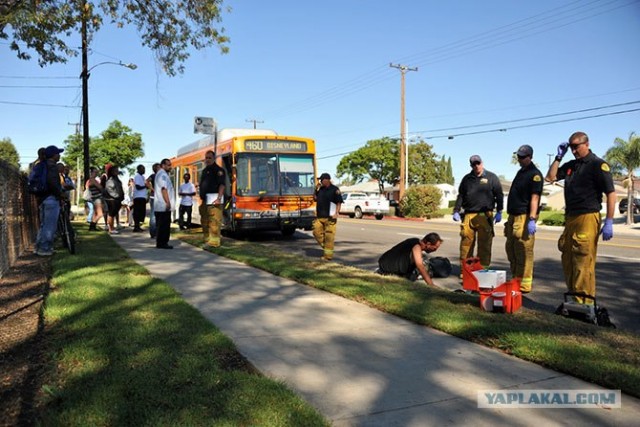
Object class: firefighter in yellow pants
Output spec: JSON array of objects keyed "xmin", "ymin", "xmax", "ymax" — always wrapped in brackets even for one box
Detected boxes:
[
  {"xmin": 453, "ymin": 155, "xmax": 504, "ymax": 273},
  {"xmin": 459, "ymin": 212, "xmax": 495, "ymax": 269},
  {"xmin": 546, "ymin": 132, "xmax": 616, "ymax": 304},
  {"xmin": 313, "ymin": 173, "xmax": 343, "ymax": 260},
  {"xmin": 557, "ymin": 213, "xmax": 601, "ymax": 301},
  {"xmin": 313, "ymin": 217, "xmax": 337, "ymax": 259},
  {"xmin": 200, "ymin": 202, "xmax": 223, "ymax": 247},
  {"xmin": 198, "ymin": 149, "xmax": 227, "ymax": 249},
  {"xmin": 504, "ymin": 214, "xmax": 535, "ymax": 292},
  {"xmin": 505, "ymin": 144, "xmax": 543, "ymax": 293}
]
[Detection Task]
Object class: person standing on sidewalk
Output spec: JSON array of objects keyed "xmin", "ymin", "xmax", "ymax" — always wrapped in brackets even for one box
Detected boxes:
[
  {"xmin": 505, "ymin": 145, "xmax": 543, "ymax": 293},
  {"xmin": 132, "ymin": 164, "xmax": 148, "ymax": 232},
  {"xmin": 146, "ymin": 163, "xmax": 160, "ymax": 238},
  {"xmin": 546, "ymin": 131, "xmax": 616, "ymax": 302},
  {"xmin": 313, "ymin": 173, "xmax": 343, "ymax": 260},
  {"xmin": 199, "ymin": 150, "xmax": 226, "ymax": 248},
  {"xmin": 452, "ymin": 155, "xmax": 504, "ymax": 271},
  {"xmin": 178, "ymin": 172, "xmax": 196, "ymax": 230},
  {"xmin": 154, "ymin": 159, "xmax": 175, "ymax": 249},
  {"xmin": 34, "ymin": 145, "xmax": 64, "ymax": 256}
]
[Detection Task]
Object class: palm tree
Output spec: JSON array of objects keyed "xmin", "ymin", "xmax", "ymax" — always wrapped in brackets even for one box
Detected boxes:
[{"xmin": 605, "ymin": 132, "xmax": 640, "ymax": 225}]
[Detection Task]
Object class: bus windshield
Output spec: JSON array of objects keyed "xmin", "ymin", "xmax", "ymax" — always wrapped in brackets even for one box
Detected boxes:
[{"xmin": 236, "ymin": 153, "xmax": 315, "ymax": 196}]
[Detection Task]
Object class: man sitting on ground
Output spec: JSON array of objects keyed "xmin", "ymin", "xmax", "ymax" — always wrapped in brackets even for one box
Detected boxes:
[{"xmin": 377, "ymin": 232, "xmax": 443, "ymax": 287}]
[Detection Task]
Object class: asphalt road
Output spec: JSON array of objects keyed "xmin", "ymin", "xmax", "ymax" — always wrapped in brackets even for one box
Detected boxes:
[{"xmin": 243, "ymin": 216, "xmax": 640, "ymax": 335}]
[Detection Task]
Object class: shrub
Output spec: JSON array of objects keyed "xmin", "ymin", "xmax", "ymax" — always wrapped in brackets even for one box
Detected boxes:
[
  {"xmin": 541, "ymin": 212, "xmax": 565, "ymax": 226},
  {"xmin": 400, "ymin": 185, "xmax": 442, "ymax": 218}
]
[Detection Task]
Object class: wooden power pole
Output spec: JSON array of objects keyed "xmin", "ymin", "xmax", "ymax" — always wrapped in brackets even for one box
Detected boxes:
[{"xmin": 390, "ymin": 63, "xmax": 418, "ymax": 201}]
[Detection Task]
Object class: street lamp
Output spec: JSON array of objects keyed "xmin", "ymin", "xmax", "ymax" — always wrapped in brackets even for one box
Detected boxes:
[{"xmin": 80, "ymin": 17, "xmax": 137, "ymax": 182}]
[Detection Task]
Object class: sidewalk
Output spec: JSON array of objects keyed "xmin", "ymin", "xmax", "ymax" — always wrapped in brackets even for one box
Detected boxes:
[{"xmin": 113, "ymin": 232, "xmax": 640, "ymax": 426}]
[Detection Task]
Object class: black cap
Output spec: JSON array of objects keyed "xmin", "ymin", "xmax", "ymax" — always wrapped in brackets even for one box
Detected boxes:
[
  {"xmin": 319, "ymin": 173, "xmax": 331, "ymax": 180},
  {"xmin": 44, "ymin": 145, "xmax": 64, "ymax": 158},
  {"xmin": 515, "ymin": 144, "xmax": 533, "ymax": 157}
]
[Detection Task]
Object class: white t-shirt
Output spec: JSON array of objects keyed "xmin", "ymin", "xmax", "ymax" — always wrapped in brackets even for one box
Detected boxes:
[
  {"xmin": 133, "ymin": 173, "xmax": 147, "ymax": 199},
  {"xmin": 179, "ymin": 182, "xmax": 196, "ymax": 206},
  {"xmin": 153, "ymin": 169, "xmax": 174, "ymax": 212}
]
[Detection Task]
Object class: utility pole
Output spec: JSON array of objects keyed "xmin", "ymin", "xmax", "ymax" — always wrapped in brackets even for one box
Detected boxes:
[
  {"xmin": 547, "ymin": 153, "xmax": 554, "ymax": 168},
  {"xmin": 68, "ymin": 122, "xmax": 81, "ymax": 206},
  {"xmin": 245, "ymin": 118, "xmax": 264, "ymax": 129},
  {"xmin": 81, "ymin": 0, "xmax": 90, "ymax": 184},
  {"xmin": 390, "ymin": 63, "xmax": 418, "ymax": 201}
]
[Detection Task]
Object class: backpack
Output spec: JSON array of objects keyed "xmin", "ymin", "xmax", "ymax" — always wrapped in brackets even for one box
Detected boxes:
[
  {"xmin": 428, "ymin": 257, "xmax": 452, "ymax": 278},
  {"xmin": 27, "ymin": 161, "xmax": 48, "ymax": 196}
]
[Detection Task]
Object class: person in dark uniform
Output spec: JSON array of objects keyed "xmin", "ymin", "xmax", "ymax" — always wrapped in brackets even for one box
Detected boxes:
[
  {"xmin": 199, "ymin": 150, "xmax": 226, "ymax": 248},
  {"xmin": 546, "ymin": 131, "xmax": 615, "ymax": 302},
  {"xmin": 452, "ymin": 155, "xmax": 504, "ymax": 271},
  {"xmin": 313, "ymin": 173, "xmax": 343, "ymax": 260},
  {"xmin": 377, "ymin": 232, "xmax": 443, "ymax": 287},
  {"xmin": 505, "ymin": 144, "xmax": 543, "ymax": 293}
]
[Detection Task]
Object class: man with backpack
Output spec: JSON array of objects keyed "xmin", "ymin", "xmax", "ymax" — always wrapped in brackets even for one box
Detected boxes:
[
  {"xmin": 376, "ymin": 232, "xmax": 444, "ymax": 287},
  {"xmin": 33, "ymin": 145, "xmax": 64, "ymax": 256}
]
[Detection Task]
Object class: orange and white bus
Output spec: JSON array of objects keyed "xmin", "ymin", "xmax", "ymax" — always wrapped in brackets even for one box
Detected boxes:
[{"xmin": 170, "ymin": 128, "xmax": 317, "ymax": 236}]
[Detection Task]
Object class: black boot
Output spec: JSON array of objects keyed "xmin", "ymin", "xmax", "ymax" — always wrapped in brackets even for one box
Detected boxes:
[{"xmin": 89, "ymin": 222, "xmax": 97, "ymax": 231}]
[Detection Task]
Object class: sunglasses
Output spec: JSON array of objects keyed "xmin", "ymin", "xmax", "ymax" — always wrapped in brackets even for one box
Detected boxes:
[
  {"xmin": 569, "ymin": 142, "xmax": 586, "ymax": 150},
  {"xmin": 517, "ymin": 154, "xmax": 529, "ymax": 159},
  {"xmin": 470, "ymin": 161, "xmax": 481, "ymax": 166}
]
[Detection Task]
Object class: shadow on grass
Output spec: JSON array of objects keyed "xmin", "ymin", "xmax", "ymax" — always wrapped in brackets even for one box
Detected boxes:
[{"xmin": 37, "ymin": 227, "xmax": 328, "ymax": 426}]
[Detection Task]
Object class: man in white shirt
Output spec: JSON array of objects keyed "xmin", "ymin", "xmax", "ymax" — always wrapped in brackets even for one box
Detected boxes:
[
  {"xmin": 154, "ymin": 158, "xmax": 175, "ymax": 249},
  {"xmin": 178, "ymin": 172, "xmax": 196, "ymax": 230},
  {"xmin": 132, "ymin": 164, "xmax": 148, "ymax": 232}
]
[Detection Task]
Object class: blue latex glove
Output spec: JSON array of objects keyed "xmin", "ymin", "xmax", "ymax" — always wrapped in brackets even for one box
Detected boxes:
[
  {"xmin": 494, "ymin": 211, "xmax": 502, "ymax": 223},
  {"xmin": 557, "ymin": 142, "xmax": 569, "ymax": 159},
  {"xmin": 601, "ymin": 218, "xmax": 613, "ymax": 241},
  {"xmin": 452, "ymin": 211, "xmax": 461, "ymax": 222},
  {"xmin": 527, "ymin": 219, "xmax": 537, "ymax": 235}
]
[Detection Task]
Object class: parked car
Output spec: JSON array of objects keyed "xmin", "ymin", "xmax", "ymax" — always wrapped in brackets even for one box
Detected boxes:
[
  {"xmin": 619, "ymin": 197, "xmax": 640, "ymax": 215},
  {"xmin": 341, "ymin": 192, "xmax": 390, "ymax": 220}
]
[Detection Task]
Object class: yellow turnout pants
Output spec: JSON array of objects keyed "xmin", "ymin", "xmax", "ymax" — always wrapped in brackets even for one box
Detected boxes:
[
  {"xmin": 313, "ymin": 217, "xmax": 337, "ymax": 259},
  {"xmin": 459, "ymin": 212, "xmax": 494, "ymax": 269},
  {"xmin": 558, "ymin": 212, "xmax": 600, "ymax": 302},
  {"xmin": 200, "ymin": 203, "xmax": 223, "ymax": 247},
  {"xmin": 504, "ymin": 214, "xmax": 535, "ymax": 292}
]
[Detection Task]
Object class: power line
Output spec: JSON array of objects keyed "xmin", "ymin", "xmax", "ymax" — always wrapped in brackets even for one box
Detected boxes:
[
  {"xmin": 0, "ymin": 85, "xmax": 80, "ymax": 89},
  {"xmin": 0, "ymin": 100, "xmax": 80, "ymax": 108},
  {"xmin": 260, "ymin": 0, "xmax": 636, "ymax": 120},
  {"xmin": 0, "ymin": 75, "xmax": 76, "ymax": 80},
  {"xmin": 316, "ymin": 107, "xmax": 640, "ymax": 160}
]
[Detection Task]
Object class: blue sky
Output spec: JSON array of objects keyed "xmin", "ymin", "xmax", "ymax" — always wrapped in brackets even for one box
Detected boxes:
[{"xmin": 2, "ymin": 0, "xmax": 639, "ymax": 185}]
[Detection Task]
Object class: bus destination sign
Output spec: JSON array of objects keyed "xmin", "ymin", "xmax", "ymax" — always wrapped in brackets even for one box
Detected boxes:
[{"xmin": 244, "ymin": 140, "xmax": 307, "ymax": 152}]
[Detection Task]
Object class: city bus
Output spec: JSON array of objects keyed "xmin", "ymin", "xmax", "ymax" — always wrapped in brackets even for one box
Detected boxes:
[{"xmin": 170, "ymin": 128, "xmax": 317, "ymax": 236}]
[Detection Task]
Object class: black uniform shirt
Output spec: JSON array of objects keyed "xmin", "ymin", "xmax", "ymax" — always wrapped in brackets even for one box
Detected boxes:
[
  {"xmin": 199, "ymin": 163, "xmax": 227, "ymax": 199},
  {"xmin": 557, "ymin": 151, "xmax": 615, "ymax": 215},
  {"xmin": 507, "ymin": 163, "xmax": 543, "ymax": 215},
  {"xmin": 315, "ymin": 184, "xmax": 343, "ymax": 218},
  {"xmin": 378, "ymin": 238, "xmax": 420, "ymax": 275},
  {"xmin": 454, "ymin": 169, "xmax": 504, "ymax": 213}
]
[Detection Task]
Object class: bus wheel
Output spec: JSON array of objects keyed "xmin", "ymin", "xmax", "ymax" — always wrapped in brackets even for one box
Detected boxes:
[{"xmin": 281, "ymin": 227, "xmax": 296, "ymax": 237}]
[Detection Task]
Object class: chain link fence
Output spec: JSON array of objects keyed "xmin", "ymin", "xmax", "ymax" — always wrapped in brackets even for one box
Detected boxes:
[{"xmin": 0, "ymin": 160, "xmax": 39, "ymax": 278}]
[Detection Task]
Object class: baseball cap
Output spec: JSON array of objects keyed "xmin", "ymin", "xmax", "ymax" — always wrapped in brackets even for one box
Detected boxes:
[
  {"xmin": 469, "ymin": 155, "xmax": 482, "ymax": 164},
  {"xmin": 44, "ymin": 145, "xmax": 64, "ymax": 158},
  {"xmin": 319, "ymin": 173, "xmax": 331, "ymax": 180},
  {"xmin": 515, "ymin": 144, "xmax": 533, "ymax": 157}
]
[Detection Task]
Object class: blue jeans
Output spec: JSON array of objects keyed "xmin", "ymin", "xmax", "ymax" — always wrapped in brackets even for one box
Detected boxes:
[
  {"xmin": 86, "ymin": 201, "xmax": 94, "ymax": 223},
  {"xmin": 36, "ymin": 196, "xmax": 60, "ymax": 253},
  {"xmin": 149, "ymin": 198, "xmax": 156, "ymax": 237}
]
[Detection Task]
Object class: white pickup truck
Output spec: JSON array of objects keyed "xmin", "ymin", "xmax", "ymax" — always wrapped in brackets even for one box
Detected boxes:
[{"xmin": 341, "ymin": 192, "xmax": 390, "ymax": 220}]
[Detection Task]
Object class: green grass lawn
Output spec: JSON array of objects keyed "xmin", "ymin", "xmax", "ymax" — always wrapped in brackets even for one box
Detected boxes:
[
  {"xmin": 38, "ymin": 227, "xmax": 328, "ymax": 426},
  {"xmin": 178, "ymin": 230, "xmax": 640, "ymax": 399}
]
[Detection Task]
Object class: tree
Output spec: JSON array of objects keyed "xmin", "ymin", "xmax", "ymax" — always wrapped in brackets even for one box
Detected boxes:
[
  {"xmin": 1, "ymin": 1, "xmax": 229, "ymax": 76},
  {"xmin": 399, "ymin": 185, "xmax": 442, "ymax": 218},
  {"xmin": 336, "ymin": 137, "xmax": 399, "ymax": 192},
  {"xmin": 408, "ymin": 141, "xmax": 439, "ymax": 185},
  {"xmin": 605, "ymin": 131, "xmax": 640, "ymax": 225},
  {"xmin": 62, "ymin": 120, "xmax": 143, "ymax": 174},
  {"xmin": 0, "ymin": 137, "xmax": 20, "ymax": 169}
]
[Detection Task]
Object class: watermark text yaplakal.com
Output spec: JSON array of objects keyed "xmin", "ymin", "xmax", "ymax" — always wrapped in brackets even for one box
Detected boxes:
[{"xmin": 478, "ymin": 389, "xmax": 621, "ymax": 408}]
